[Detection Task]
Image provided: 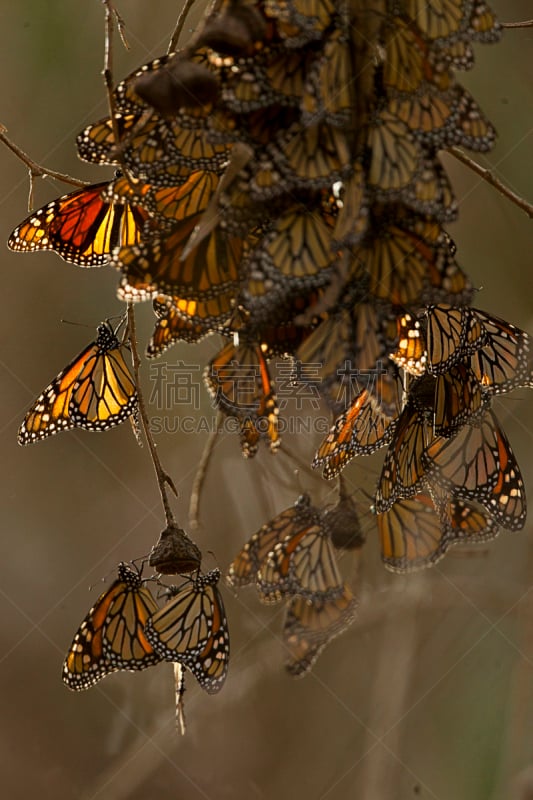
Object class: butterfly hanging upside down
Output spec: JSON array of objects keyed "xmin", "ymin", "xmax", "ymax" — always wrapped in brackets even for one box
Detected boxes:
[
  {"xmin": 62, "ymin": 563, "xmax": 162, "ymax": 691},
  {"xmin": 18, "ymin": 320, "xmax": 137, "ymax": 445},
  {"xmin": 145, "ymin": 568, "xmax": 230, "ymax": 694}
]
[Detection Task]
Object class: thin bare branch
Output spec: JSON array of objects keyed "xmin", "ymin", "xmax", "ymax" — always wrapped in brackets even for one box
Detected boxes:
[
  {"xmin": 0, "ymin": 126, "xmax": 89, "ymax": 210},
  {"xmin": 168, "ymin": 0, "xmax": 198, "ymax": 53},
  {"xmin": 108, "ymin": 0, "xmax": 130, "ymax": 48},
  {"xmin": 449, "ymin": 146, "xmax": 533, "ymax": 220},
  {"xmin": 189, "ymin": 411, "xmax": 224, "ymax": 530},
  {"xmin": 501, "ymin": 19, "xmax": 533, "ymax": 28},
  {"xmin": 101, "ymin": 0, "xmax": 131, "ymax": 178},
  {"xmin": 127, "ymin": 303, "xmax": 178, "ymax": 526}
]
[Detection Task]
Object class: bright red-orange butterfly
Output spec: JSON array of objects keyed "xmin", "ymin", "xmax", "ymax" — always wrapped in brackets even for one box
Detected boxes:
[{"xmin": 8, "ymin": 181, "xmax": 148, "ymax": 267}]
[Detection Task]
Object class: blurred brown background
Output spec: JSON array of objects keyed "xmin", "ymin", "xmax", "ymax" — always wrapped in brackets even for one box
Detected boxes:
[{"xmin": 1, "ymin": 2, "xmax": 533, "ymax": 798}]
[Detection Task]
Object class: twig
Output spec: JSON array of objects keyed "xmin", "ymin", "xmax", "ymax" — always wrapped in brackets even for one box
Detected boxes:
[
  {"xmin": 188, "ymin": 410, "xmax": 224, "ymax": 530},
  {"xmin": 502, "ymin": 20, "xmax": 533, "ymax": 28},
  {"xmin": 127, "ymin": 303, "xmax": 178, "ymax": 526},
  {"xmin": 0, "ymin": 126, "xmax": 88, "ymax": 210},
  {"xmin": 168, "ymin": 0, "xmax": 197, "ymax": 53},
  {"xmin": 338, "ymin": 473, "xmax": 350, "ymax": 501},
  {"xmin": 101, "ymin": 0, "xmax": 130, "ymax": 179},
  {"xmin": 106, "ymin": 0, "xmax": 129, "ymax": 48},
  {"xmin": 449, "ymin": 146, "xmax": 533, "ymax": 220}
]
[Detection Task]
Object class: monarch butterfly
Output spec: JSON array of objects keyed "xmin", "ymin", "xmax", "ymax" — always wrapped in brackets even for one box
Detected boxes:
[
  {"xmin": 296, "ymin": 305, "xmax": 395, "ymax": 415},
  {"xmin": 148, "ymin": 522, "xmax": 202, "ymax": 576},
  {"xmin": 8, "ymin": 180, "xmax": 148, "ymax": 267},
  {"xmin": 115, "ymin": 49, "xmax": 219, "ymax": 115},
  {"xmin": 255, "ymin": 318, "xmax": 316, "ymax": 359},
  {"xmin": 390, "ymin": 313, "xmax": 428, "ymax": 376},
  {"xmin": 469, "ymin": 310, "xmax": 533, "ymax": 394},
  {"xmin": 388, "ymin": 85, "xmax": 495, "ymax": 152},
  {"xmin": 314, "ymin": 378, "xmax": 401, "ymax": 480},
  {"xmin": 435, "ymin": 38, "xmax": 474, "ymax": 69},
  {"xmin": 381, "ymin": 16, "xmax": 452, "ymax": 95},
  {"xmin": 76, "ymin": 112, "xmax": 179, "ymax": 172},
  {"xmin": 422, "ymin": 408, "xmax": 527, "ymax": 531},
  {"xmin": 115, "ymin": 216, "xmax": 242, "ymax": 302},
  {"xmin": 18, "ymin": 321, "xmax": 137, "ymax": 445},
  {"xmin": 144, "ymin": 569, "xmax": 229, "ymax": 694},
  {"xmin": 366, "ymin": 110, "xmax": 422, "ymax": 196},
  {"xmin": 77, "ymin": 112, "xmax": 229, "ymax": 183},
  {"xmin": 264, "ymin": 0, "xmax": 335, "ymax": 44},
  {"xmin": 62, "ymin": 563, "xmax": 161, "ymax": 691},
  {"xmin": 403, "ymin": 0, "xmax": 501, "ymax": 44},
  {"xmin": 404, "ymin": 156, "xmax": 458, "ymax": 222},
  {"xmin": 429, "ymin": 482, "xmax": 501, "ymax": 544},
  {"xmin": 146, "ymin": 296, "xmax": 213, "ymax": 355},
  {"xmin": 208, "ymin": 103, "xmax": 301, "ymax": 150},
  {"xmin": 376, "ymin": 489, "xmax": 500, "ymax": 573},
  {"xmin": 391, "ymin": 305, "xmax": 488, "ymax": 377},
  {"xmin": 351, "ymin": 211, "xmax": 458, "ymax": 306},
  {"xmin": 248, "ymin": 202, "xmax": 337, "ymax": 288},
  {"xmin": 146, "ymin": 293, "xmax": 233, "ymax": 356},
  {"xmin": 261, "ymin": 45, "xmax": 315, "ymax": 106},
  {"xmin": 374, "ymin": 377, "xmax": 436, "ymax": 512},
  {"xmin": 248, "ymin": 122, "xmax": 351, "ymax": 199},
  {"xmin": 204, "ymin": 339, "xmax": 280, "ymax": 456},
  {"xmin": 433, "ymin": 362, "xmax": 488, "ymax": 437},
  {"xmin": 226, "ymin": 494, "xmax": 320, "ymax": 589},
  {"xmin": 301, "ymin": 28, "xmax": 353, "ymax": 125},
  {"xmin": 426, "ymin": 304, "xmax": 488, "ymax": 373},
  {"xmin": 283, "ymin": 588, "xmax": 357, "ymax": 678},
  {"xmin": 109, "ymin": 171, "xmax": 220, "ymax": 229},
  {"xmin": 217, "ymin": 49, "xmax": 294, "ymax": 114},
  {"xmin": 257, "ymin": 514, "xmax": 346, "ymax": 605}
]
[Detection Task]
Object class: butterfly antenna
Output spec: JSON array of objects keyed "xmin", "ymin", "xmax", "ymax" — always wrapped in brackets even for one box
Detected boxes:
[{"xmin": 60, "ymin": 318, "xmax": 93, "ymax": 329}]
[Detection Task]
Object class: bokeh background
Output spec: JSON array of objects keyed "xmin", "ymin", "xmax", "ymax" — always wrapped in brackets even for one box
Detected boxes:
[{"xmin": 1, "ymin": 2, "xmax": 533, "ymax": 798}]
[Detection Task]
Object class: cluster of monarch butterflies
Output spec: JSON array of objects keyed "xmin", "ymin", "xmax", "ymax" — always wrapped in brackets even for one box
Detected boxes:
[
  {"xmin": 227, "ymin": 492, "xmax": 363, "ymax": 676},
  {"xmin": 7, "ymin": 1, "xmax": 533, "ymax": 679}
]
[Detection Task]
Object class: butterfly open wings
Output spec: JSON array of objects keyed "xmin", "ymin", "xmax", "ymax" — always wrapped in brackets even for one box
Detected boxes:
[
  {"xmin": 18, "ymin": 322, "xmax": 137, "ymax": 445},
  {"xmin": 8, "ymin": 181, "xmax": 147, "ymax": 267}
]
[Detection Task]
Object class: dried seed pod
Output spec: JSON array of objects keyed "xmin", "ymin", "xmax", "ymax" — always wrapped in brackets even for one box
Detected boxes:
[
  {"xmin": 149, "ymin": 523, "xmax": 202, "ymax": 575},
  {"xmin": 324, "ymin": 494, "xmax": 367, "ymax": 551}
]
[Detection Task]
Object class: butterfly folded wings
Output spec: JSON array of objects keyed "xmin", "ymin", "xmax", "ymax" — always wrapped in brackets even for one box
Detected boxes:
[
  {"xmin": 62, "ymin": 564, "xmax": 162, "ymax": 691},
  {"xmin": 144, "ymin": 569, "xmax": 230, "ymax": 695}
]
